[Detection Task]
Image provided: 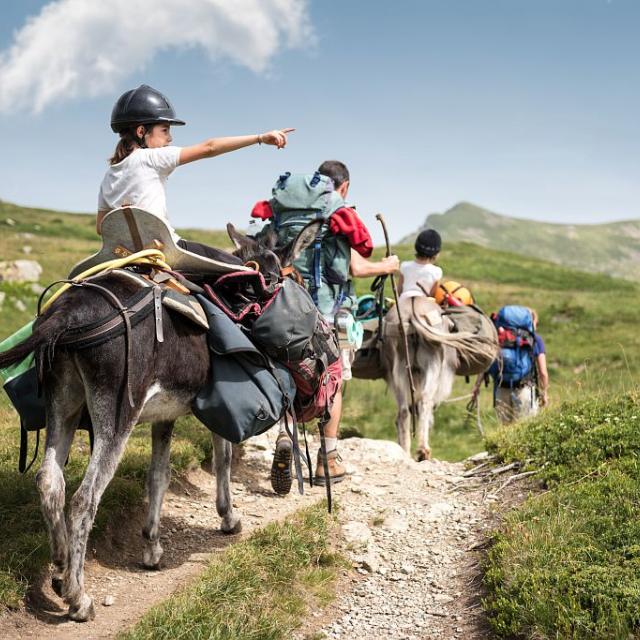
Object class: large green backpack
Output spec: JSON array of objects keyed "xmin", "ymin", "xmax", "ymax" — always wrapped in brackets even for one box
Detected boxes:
[{"xmin": 263, "ymin": 172, "xmax": 354, "ymax": 316}]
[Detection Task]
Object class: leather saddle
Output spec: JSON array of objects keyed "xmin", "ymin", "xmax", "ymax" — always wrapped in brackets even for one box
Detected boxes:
[
  {"xmin": 68, "ymin": 207, "xmax": 248, "ymax": 279},
  {"xmin": 67, "ymin": 208, "xmax": 251, "ymax": 330}
]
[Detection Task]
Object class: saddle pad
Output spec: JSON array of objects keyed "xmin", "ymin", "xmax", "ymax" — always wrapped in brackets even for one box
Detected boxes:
[
  {"xmin": 109, "ymin": 269, "xmax": 208, "ymax": 330},
  {"xmin": 162, "ymin": 289, "xmax": 209, "ymax": 330},
  {"xmin": 69, "ymin": 207, "xmax": 248, "ymax": 278}
]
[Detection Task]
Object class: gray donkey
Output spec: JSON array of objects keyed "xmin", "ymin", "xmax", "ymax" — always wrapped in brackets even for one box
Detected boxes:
[
  {"xmin": 382, "ymin": 296, "xmax": 497, "ymax": 461},
  {"xmin": 0, "ymin": 221, "xmax": 320, "ymax": 622},
  {"xmin": 382, "ymin": 297, "xmax": 458, "ymax": 461}
]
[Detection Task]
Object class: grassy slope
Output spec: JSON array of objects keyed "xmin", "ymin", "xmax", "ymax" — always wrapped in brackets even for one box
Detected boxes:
[
  {"xmin": 403, "ymin": 201, "xmax": 640, "ymax": 281},
  {"xmin": 484, "ymin": 393, "xmax": 640, "ymax": 639},
  {"xmin": 1, "ymin": 201, "xmax": 638, "ymax": 624}
]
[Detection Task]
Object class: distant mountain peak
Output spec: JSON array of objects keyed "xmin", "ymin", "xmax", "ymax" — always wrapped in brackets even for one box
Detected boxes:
[{"xmin": 403, "ymin": 202, "xmax": 640, "ymax": 281}]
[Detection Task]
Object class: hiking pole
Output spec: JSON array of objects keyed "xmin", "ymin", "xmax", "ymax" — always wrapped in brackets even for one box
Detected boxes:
[{"xmin": 375, "ymin": 213, "xmax": 417, "ymax": 437}]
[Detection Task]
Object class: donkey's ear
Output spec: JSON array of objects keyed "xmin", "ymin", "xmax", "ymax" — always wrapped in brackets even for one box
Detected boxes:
[
  {"xmin": 277, "ymin": 219, "xmax": 323, "ymax": 267},
  {"xmin": 227, "ymin": 223, "xmax": 256, "ymax": 251}
]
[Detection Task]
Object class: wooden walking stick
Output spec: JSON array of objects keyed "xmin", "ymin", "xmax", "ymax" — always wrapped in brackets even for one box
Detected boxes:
[{"xmin": 376, "ymin": 213, "xmax": 417, "ymax": 436}]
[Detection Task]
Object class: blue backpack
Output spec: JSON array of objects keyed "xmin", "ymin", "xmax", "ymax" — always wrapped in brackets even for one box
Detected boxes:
[{"xmin": 489, "ymin": 306, "xmax": 536, "ymax": 387}]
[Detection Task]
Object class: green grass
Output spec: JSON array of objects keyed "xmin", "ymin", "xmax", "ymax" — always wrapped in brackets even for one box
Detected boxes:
[
  {"xmin": 119, "ymin": 502, "xmax": 342, "ymax": 640},
  {"xmin": 483, "ymin": 392, "xmax": 640, "ymax": 639}
]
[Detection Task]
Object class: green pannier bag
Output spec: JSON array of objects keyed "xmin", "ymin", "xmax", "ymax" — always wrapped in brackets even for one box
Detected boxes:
[
  {"xmin": 0, "ymin": 322, "xmax": 46, "ymax": 471},
  {"xmin": 0, "ymin": 322, "xmax": 93, "ymax": 472}
]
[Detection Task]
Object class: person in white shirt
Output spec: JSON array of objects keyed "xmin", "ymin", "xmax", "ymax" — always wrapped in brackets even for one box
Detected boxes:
[
  {"xmin": 98, "ymin": 84, "xmax": 293, "ymax": 259},
  {"xmin": 397, "ymin": 229, "xmax": 443, "ymax": 299}
]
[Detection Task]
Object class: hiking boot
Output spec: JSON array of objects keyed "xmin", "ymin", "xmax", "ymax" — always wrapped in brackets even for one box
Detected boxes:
[
  {"xmin": 314, "ymin": 448, "xmax": 346, "ymax": 486},
  {"xmin": 270, "ymin": 433, "xmax": 293, "ymax": 495}
]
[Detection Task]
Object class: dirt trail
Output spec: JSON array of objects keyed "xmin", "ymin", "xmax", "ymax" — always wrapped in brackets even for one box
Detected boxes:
[
  {"xmin": 0, "ymin": 435, "xmax": 505, "ymax": 640},
  {"xmin": 295, "ymin": 440, "xmax": 502, "ymax": 640}
]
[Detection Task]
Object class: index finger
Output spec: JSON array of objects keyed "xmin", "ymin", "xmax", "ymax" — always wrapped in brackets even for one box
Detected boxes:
[{"xmin": 281, "ymin": 128, "xmax": 296, "ymax": 134}]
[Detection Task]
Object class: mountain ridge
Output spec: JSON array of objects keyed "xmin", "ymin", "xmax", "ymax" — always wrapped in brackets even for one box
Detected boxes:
[{"xmin": 403, "ymin": 202, "xmax": 640, "ymax": 280}]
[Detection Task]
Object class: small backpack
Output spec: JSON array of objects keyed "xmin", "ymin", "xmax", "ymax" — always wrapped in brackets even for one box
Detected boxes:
[{"xmin": 489, "ymin": 305, "xmax": 536, "ymax": 387}]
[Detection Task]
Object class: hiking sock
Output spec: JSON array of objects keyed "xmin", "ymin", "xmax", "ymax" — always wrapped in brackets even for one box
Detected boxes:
[{"xmin": 324, "ymin": 437, "xmax": 337, "ymax": 453}]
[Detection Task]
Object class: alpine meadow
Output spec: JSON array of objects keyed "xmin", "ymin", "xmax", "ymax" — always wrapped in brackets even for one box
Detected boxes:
[{"xmin": 0, "ymin": 200, "xmax": 639, "ymax": 638}]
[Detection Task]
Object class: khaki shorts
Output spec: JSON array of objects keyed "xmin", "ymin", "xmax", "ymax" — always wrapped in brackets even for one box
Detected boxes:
[{"xmin": 495, "ymin": 384, "xmax": 539, "ymax": 424}]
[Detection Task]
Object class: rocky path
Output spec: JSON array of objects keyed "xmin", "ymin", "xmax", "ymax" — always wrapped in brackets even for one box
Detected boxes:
[
  {"xmin": 0, "ymin": 435, "xmax": 503, "ymax": 640},
  {"xmin": 295, "ymin": 440, "xmax": 498, "ymax": 640}
]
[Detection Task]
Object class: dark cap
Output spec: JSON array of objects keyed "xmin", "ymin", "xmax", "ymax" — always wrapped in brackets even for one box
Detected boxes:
[{"xmin": 415, "ymin": 229, "xmax": 442, "ymax": 257}]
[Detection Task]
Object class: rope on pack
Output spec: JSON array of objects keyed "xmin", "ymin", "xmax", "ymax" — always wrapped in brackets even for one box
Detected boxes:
[{"xmin": 39, "ymin": 248, "xmax": 171, "ymax": 313}]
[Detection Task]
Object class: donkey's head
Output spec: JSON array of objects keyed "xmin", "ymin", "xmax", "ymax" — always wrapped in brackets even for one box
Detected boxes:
[{"xmin": 226, "ymin": 220, "xmax": 322, "ymax": 285}]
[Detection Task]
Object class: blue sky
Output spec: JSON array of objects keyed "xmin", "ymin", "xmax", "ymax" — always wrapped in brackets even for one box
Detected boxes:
[{"xmin": 1, "ymin": 0, "xmax": 638, "ymax": 243}]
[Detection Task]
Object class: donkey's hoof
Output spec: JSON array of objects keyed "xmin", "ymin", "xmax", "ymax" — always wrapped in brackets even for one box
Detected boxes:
[
  {"xmin": 142, "ymin": 542, "xmax": 163, "ymax": 570},
  {"xmin": 221, "ymin": 517, "xmax": 242, "ymax": 535},
  {"xmin": 51, "ymin": 576, "xmax": 64, "ymax": 598},
  {"xmin": 68, "ymin": 595, "xmax": 95, "ymax": 622},
  {"xmin": 416, "ymin": 448, "xmax": 431, "ymax": 462}
]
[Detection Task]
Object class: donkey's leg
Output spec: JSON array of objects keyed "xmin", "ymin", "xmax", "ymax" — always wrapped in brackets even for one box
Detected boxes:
[
  {"xmin": 388, "ymin": 378, "xmax": 412, "ymax": 454},
  {"xmin": 36, "ymin": 408, "xmax": 80, "ymax": 597},
  {"xmin": 64, "ymin": 425, "xmax": 134, "ymax": 621},
  {"xmin": 416, "ymin": 364, "xmax": 437, "ymax": 462},
  {"xmin": 385, "ymin": 340, "xmax": 413, "ymax": 455},
  {"xmin": 212, "ymin": 434, "xmax": 241, "ymax": 534},
  {"xmin": 142, "ymin": 421, "xmax": 174, "ymax": 569},
  {"xmin": 415, "ymin": 396, "xmax": 434, "ymax": 462}
]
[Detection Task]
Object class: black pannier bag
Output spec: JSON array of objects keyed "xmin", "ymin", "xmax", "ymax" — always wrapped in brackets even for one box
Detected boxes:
[{"xmin": 192, "ymin": 296, "xmax": 296, "ymax": 444}]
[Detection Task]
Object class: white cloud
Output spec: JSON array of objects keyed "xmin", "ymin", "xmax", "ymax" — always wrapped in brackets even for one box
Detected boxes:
[{"xmin": 0, "ymin": 0, "xmax": 314, "ymax": 113}]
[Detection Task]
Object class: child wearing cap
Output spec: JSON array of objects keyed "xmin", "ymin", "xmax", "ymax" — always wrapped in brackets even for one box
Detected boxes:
[{"xmin": 398, "ymin": 229, "xmax": 443, "ymax": 300}]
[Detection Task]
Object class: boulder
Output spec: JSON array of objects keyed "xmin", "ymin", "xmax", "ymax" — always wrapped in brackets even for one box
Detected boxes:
[{"xmin": 0, "ymin": 259, "xmax": 42, "ymax": 283}]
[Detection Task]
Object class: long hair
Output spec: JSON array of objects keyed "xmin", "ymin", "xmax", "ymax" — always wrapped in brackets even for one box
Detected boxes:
[{"xmin": 109, "ymin": 128, "xmax": 145, "ymax": 165}]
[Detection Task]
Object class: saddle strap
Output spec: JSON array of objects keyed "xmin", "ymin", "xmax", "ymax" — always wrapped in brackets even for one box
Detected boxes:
[{"xmin": 39, "ymin": 280, "xmax": 157, "ymax": 408}]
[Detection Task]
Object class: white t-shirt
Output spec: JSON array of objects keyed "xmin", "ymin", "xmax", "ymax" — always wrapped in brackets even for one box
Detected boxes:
[
  {"xmin": 399, "ymin": 260, "xmax": 443, "ymax": 299},
  {"xmin": 98, "ymin": 146, "xmax": 182, "ymax": 240}
]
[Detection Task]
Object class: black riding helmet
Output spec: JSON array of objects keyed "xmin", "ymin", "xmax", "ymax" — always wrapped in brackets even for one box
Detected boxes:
[
  {"xmin": 415, "ymin": 229, "xmax": 442, "ymax": 257},
  {"xmin": 110, "ymin": 84, "xmax": 186, "ymax": 133}
]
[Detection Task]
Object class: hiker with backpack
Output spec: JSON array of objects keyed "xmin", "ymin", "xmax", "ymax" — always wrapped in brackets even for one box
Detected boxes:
[
  {"xmin": 98, "ymin": 84, "xmax": 293, "ymax": 258},
  {"xmin": 490, "ymin": 306, "xmax": 549, "ymax": 424},
  {"xmin": 250, "ymin": 161, "xmax": 399, "ymax": 489}
]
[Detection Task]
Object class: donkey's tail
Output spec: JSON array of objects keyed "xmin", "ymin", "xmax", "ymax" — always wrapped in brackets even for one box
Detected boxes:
[{"xmin": 0, "ymin": 312, "xmax": 68, "ymax": 370}]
